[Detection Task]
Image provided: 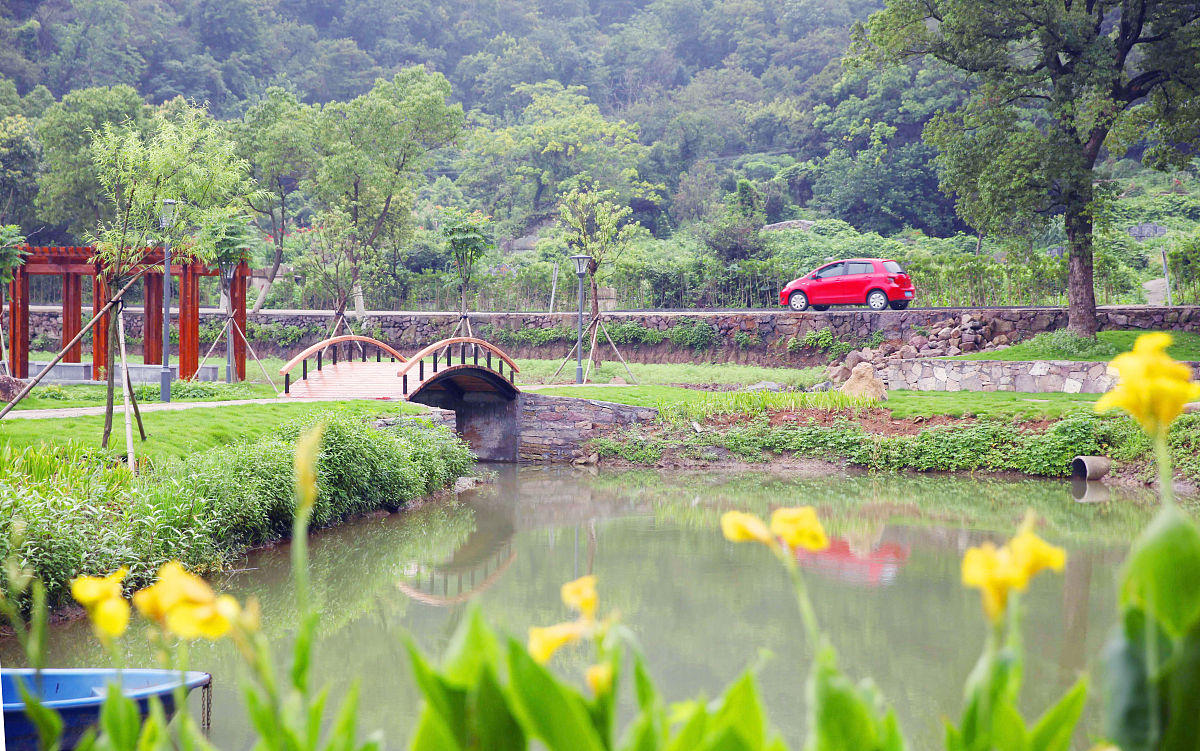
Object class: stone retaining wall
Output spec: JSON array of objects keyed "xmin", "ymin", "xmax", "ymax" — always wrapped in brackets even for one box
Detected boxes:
[
  {"xmin": 11, "ymin": 305, "xmax": 1200, "ymax": 367},
  {"xmin": 377, "ymin": 392, "xmax": 656, "ymax": 462},
  {"xmin": 885, "ymin": 359, "xmax": 1200, "ymax": 393},
  {"xmin": 518, "ymin": 392, "xmax": 657, "ymax": 462}
]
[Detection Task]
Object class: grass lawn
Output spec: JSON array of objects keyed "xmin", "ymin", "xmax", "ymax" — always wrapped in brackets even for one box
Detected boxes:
[
  {"xmin": 537, "ymin": 384, "xmax": 1102, "ymax": 420},
  {"xmin": 948, "ymin": 330, "xmax": 1200, "ymax": 362},
  {"xmin": 11, "ymin": 381, "xmax": 282, "ymax": 410},
  {"xmin": 515, "ymin": 359, "xmax": 826, "ymax": 388},
  {"xmin": 0, "ymin": 400, "xmax": 424, "ymax": 464}
]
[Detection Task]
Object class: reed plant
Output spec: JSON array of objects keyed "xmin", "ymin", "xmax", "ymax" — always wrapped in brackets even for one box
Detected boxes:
[{"xmin": 657, "ymin": 390, "xmax": 877, "ymax": 425}]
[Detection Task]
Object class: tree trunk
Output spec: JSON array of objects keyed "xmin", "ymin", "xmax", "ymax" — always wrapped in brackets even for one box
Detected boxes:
[
  {"xmin": 1064, "ymin": 186, "xmax": 1098, "ymax": 338},
  {"xmin": 100, "ymin": 313, "xmax": 118, "ymax": 448},
  {"xmin": 251, "ymin": 240, "xmax": 284, "ymax": 313}
]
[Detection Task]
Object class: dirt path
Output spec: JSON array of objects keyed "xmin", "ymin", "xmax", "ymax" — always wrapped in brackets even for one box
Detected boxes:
[{"xmin": 1143, "ymin": 277, "xmax": 1168, "ymax": 305}]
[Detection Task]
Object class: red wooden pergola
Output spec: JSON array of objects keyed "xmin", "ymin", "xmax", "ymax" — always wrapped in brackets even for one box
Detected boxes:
[{"xmin": 6, "ymin": 246, "xmax": 248, "ymax": 381}]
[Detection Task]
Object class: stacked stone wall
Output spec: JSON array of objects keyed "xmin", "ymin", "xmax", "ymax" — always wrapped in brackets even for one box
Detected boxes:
[
  {"xmin": 886, "ymin": 359, "xmax": 1200, "ymax": 393},
  {"xmin": 518, "ymin": 393, "xmax": 656, "ymax": 462}
]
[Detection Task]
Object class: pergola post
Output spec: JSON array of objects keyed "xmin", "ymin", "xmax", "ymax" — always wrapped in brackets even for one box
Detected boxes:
[
  {"xmin": 232, "ymin": 261, "xmax": 248, "ymax": 381},
  {"xmin": 179, "ymin": 262, "xmax": 200, "ymax": 380},
  {"xmin": 143, "ymin": 272, "xmax": 163, "ymax": 364},
  {"xmin": 7, "ymin": 266, "xmax": 29, "ymax": 378},
  {"xmin": 62, "ymin": 271, "xmax": 82, "ymax": 363},
  {"xmin": 91, "ymin": 275, "xmax": 109, "ymax": 381}
]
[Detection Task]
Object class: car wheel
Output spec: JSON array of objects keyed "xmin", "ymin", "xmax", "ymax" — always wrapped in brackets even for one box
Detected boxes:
[
  {"xmin": 889, "ymin": 301, "xmax": 909, "ymax": 311},
  {"xmin": 812, "ymin": 304, "xmax": 830, "ymax": 311},
  {"xmin": 866, "ymin": 290, "xmax": 889, "ymax": 311},
  {"xmin": 788, "ymin": 291, "xmax": 810, "ymax": 311}
]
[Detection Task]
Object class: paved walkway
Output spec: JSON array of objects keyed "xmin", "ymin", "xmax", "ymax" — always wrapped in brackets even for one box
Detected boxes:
[{"xmin": 2, "ymin": 397, "xmax": 351, "ymax": 420}]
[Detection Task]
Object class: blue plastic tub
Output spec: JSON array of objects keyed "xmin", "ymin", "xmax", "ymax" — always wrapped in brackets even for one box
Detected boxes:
[{"xmin": 2, "ymin": 668, "xmax": 211, "ymax": 750}]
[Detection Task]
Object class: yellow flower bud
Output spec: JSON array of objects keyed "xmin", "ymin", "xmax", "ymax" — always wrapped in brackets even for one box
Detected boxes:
[
  {"xmin": 561, "ymin": 576, "xmax": 597, "ymax": 621},
  {"xmin": 294, "ymin": 425, "xmax": 324, "ymax": 512},
  {"xmin": 720, "ymin": 511, "xmax": 774, "ymax": 546},
  {"xmin": 586, "ymin": 663, "xmax": 614, "ymax": 696},
  {"xmin": 770, "ymin": 507, "xmax": 829, "ymax": 551}
]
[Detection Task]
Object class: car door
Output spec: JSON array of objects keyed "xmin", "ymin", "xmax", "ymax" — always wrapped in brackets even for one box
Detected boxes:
[
  {"xmin": 808, "ymin": 262, "xmax": 844, "ymax": 303},
  {"xmin": 839, "ymin": 261, "xmax": 876, "ymax": 302}
]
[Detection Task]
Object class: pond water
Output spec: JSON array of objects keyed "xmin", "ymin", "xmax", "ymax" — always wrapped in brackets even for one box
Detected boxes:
[{"xmin": 1, "ymin": 467, "xmax": 1166, "ymax": 749}]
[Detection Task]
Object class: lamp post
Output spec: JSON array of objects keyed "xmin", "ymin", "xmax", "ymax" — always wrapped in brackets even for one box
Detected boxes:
[
  {"xmin": 570, "ymin": 254, "xmax": 591, "ymax": 384},
  {"xmin": 160, "ymin": 199, "xmax": 176, "ymax": 402}
]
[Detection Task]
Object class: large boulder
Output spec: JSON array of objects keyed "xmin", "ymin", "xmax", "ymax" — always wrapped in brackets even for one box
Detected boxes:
[
  {"xmin": 839, "ymin": 362, "xmax": 888, "ymax": 401},
  {"xmin": 828, "ymin": 364, "xmax": 853, "ymax": 383},
  {"xmin": 745, "ymin": 380, "xmax": 785, "ymax": 392},
  {"xmin": 0, "ymin": 374, "xmax": 27, "ymax": 403}
]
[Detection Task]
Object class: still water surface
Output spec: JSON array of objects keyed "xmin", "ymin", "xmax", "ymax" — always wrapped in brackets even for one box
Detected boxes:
[{"xmin": 3, "ymin": 468, "xmax": 1164, "ymax": 748}]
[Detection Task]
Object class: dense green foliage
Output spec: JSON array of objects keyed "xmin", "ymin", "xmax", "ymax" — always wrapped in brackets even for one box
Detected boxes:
[
  {"xmin": 1, "ymin": 0, "xmax": 1197, "ymax": 315},
  {"xmin": 0, "ymin": 414, "xmax": 472, "ymax": 605}
]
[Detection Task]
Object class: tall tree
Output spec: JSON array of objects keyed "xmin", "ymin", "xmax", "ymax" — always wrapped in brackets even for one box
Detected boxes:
[
  {"xmin": 858, "ymin": 0, "xmax": 1200, "ymax": 336},
  {"xmin": 235, "ymin": 87, "xmax": 317, "ymax": 311},
  {"xmin": 308, "ymin": 67, "xmax": 463, "ymax": 323},
  {"xmin": 0, "ymin": 114, "xmax": 39, "ymax": 231},
  {"xmin": 88, "ymin": 101, "xmax": 254, "ymax": 447}
]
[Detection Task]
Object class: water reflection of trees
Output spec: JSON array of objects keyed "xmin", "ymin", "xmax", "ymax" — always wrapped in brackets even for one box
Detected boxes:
[{"xmin": 582, "ymin": 469, "xmax": 1159, "ymax": 543}]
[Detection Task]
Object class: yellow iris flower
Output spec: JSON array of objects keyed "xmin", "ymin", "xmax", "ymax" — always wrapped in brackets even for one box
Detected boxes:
[
  {"xmin": 720, "ymin": 511, "xmax": 775, "ymax": 547},
  {"xmin": 528, "ymin": 621, "xmax": 586, "ymax": 664},
  {"xmin": 770, "ymin": 507, "xmax": 829, "ymax": 551},
  {"xmin": 70, "ymin": 567, "xmax": 130, "ymax": 638},
  {"xmin": 962, "ymin": 515, "xmax": 1066, "ymax": 622},
  {"xmin": 133, "ymin": 561, "xmax": 242, "ymax": 640},
  {"xmin": 586, "ymin": 663, "xmax": 614, "ymax": 696},
  {"xmin": 1096, "ymin": 332, "xmax": 1200, "ymax": 438},
  {"xmin": 561, "ymin": 575, "xmax": 597, "ymax": 621}
]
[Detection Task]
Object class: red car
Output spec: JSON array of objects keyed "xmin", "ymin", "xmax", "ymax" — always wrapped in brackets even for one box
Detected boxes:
[{"xmin": 780, "ymin": 258, "xmax": 915, "ymax": 311}]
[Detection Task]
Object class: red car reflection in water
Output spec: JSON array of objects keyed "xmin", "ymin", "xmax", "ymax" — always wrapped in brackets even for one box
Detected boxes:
[{"xmin": 794, "ymin": 538, "xmax": 910, "ymax": 587}]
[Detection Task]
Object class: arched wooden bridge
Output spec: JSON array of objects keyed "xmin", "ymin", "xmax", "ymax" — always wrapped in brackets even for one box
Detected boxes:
[{"xmin": 280, "ymin": 335, "xmax": 523, "ymax": 460}]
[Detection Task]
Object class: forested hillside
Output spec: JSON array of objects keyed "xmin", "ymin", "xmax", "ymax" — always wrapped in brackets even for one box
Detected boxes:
[{"xmin": 2, "ymin": 0, "xmax": 1199, "ymax": 311}]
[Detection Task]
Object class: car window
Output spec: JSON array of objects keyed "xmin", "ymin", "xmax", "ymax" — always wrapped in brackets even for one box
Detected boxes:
[
  {"xmin": 883, "ymin": 261, "xmax": 903, "ymax": 274},
  {"xmin": 846, "ymin": 261, "xmax": 874, "ymax": 275},
  {"xmin": 814, "ymin": 263, "xmax": 844, "ymax": 279}
]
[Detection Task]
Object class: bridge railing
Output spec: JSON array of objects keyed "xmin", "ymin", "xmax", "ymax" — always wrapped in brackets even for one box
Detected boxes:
[
  {"xmin": 279, "ymin": 335, "xmax": 407, "ymax": 394},
  {"xmin": 396, "ymin": 336, "xmax": 520, "ymax": 396}
]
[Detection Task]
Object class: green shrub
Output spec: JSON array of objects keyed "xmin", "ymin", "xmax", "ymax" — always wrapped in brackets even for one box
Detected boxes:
[
  {"xmin": 1020, "ymin": 329, "xmax": 1120, "ymax": 360},
  {"xmin": 482, "ymin": 324, "xmax": 574, "ymax": 347},
  {"xmin": 786, "ymin": 336, "xmax": 804, "ymax": 354},
  {"xmin": 35, "ymin": 384, "xmax": 70, "ymax": 400},
  {"xmin": 733, "ymin": 331, "xmax": 760, "ymax": 350},
  {"xmin": 0, "ymin": 416, "xmax": 474, "ymax": 606},
  {"xmin": 667, "ymin": 319, "xmax": 718, "ymax": 351},
  {"xmin": 605, "ymin": 320, "xmax": 667, "ymax": 346}
]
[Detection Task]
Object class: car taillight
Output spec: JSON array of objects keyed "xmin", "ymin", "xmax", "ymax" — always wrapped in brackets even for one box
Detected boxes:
[{"xmin": 887, "ymin": 276, "xmax": 896, "ymax": 283}]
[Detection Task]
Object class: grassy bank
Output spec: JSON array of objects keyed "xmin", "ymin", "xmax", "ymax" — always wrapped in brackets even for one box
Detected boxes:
[
  {"xmin": 537, "ymin": 384, "xmax": 1101, "ymax": 420},
  {"xmin": 11, "ymin": 380, "xmax": 281, "ymax": 410},
  {"xmin": 0, "ymin": 413, "xmax": 473, "ymax": 606},
  {"xmin": 0, "ymin": 401, "xmax": 422, "ymax": 464},
  {"xmin": 588, "ymin": 409, "xmax": 1198, "ymax": 481},
  {"xmin": 948, "ymin": 329, "xmax": 1200, "ymax": 362},
  {"xmin": 515, "ymin": 359, "xmax": 826, "ymax": 388}
]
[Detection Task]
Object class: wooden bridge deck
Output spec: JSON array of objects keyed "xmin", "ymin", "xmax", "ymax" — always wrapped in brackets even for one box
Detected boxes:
[{"xmin": 283, "ymin": 361, "xmax": 410, "ymax": 400}]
